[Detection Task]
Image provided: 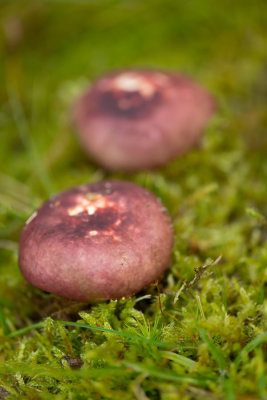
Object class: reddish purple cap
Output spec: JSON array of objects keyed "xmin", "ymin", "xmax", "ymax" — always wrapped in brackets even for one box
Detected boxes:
[
  {"xmin": 73, "ymin": 69, "xmax": 216, "ymax": 171},
  {"xmin": 19, "ymin": 180, "xmax": 173, "ymax": 302}
]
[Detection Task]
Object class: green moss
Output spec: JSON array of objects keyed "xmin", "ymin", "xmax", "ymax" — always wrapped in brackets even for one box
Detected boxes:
[{"xmin": 0, "ymin": 0, "xmax": 267, "ymax": 398}]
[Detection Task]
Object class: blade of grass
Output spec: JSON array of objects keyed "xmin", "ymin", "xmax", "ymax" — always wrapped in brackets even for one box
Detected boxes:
[
  {"xmin": 0, "ymin": 298, "xmax": 14, "ymax": 308},
  {"xmin": 0, "ymin": 240, "xmax": 18, "ymax": 252},
  {"xmin": 256, "ymin": 348, "xmax": 266, "ymax": 399},
  {"xmin": 7, "ymin": 321, "xmax": 44, "ymax": 338},
  {"xmin": 0, "ymin": 193, "xmax": 32, "ymax": 216},
  {"xmin": 0, "ymin": 173, "xmax": 33, "ymax": 208},
  {"xmin": 60, "ymin": 321, "xmax": 172, "ymax": 348},
  {"xmin": 124, "ymin": 362, "xmax": 216, "ymax": 386},
  {"xmin": 198, "ymin": 327, "xmax": 228, "ymax": 370},
  {"xmin": 234, "ymin": 332, "xmax": 267, "ymax": 369},
  {"xmin": 7, "ymin": 320, "xmax": 179, "ymax": 349},
  {"xmin": 223, "ymin": 377, "xmax": 235, "ymax": 400},
  {"xmin": 162, "ymin": 351, "xmax": 196, "ymax": 369},
  {"xmin": 198, "ymin": 327, "xmax": 234, "ymax": 398},
  {"xmin": 0, "ymin": 307, "xmax": 10, "ymax": 336},
  {"xmin": 7, "ymin": 86, "xmax": 54, "ymax": 196},
  {"xmin": 0, "ymin": 359, "xmax": 214, "ymax": 388},
  {"xmin": 0, "ymin": 362, "xmax": 131, "ymax": 381}
]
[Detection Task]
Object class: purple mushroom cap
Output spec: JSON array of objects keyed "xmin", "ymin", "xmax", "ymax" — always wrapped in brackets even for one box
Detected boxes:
[
  {"xmin": 73, "ymin": 69, "xmax": 216, "ymax": 171},
  {"xmin": 19, "ymin": 180, "xmax": 173, "ymax": 302}
]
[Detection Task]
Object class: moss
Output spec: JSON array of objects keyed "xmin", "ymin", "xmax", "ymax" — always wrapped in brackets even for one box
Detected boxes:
[{"xmin": 0, "ymin": 0, "xmax": 267, "ymax": 398}]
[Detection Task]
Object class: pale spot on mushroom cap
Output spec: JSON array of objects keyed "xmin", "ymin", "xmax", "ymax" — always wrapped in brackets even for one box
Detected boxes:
[
  {"xmin": 99, "ymin": 72, "xmax": 156, "ymax": 99},
  {"xmin": 67, "ymin": 194, "xmax": 115, "ymax": 217},
  {"xmin": 85, "ymin": 193, "xmax": 102, "ymax": 201},
  {"xmin": 85, "ymin": 229, "xmax": 120, "ymax": 242},
  {"xmin": 88, "ymin": 230, "xmax": 98, "ymax": 236},
  {"xmin": 68, "ymin": 204, "xmax": 84, "ymax": 216},
  {"xmin": 114, "ymin": 219, "xmax": 121, "ymax": 227},
  {"xmin": 113, "ymin": 73, "xmax": 155, "ymax": 97}
]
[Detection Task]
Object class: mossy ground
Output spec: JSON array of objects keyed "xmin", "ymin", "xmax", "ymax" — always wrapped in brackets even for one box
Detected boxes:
[{"xmin": 0, "ymin": 1, "xmax": 267, "ymax": 399}]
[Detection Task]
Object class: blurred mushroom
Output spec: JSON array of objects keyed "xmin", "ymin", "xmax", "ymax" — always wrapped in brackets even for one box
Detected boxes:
[
  {"xmin": 73, "ymin": 69, "xmax": 216, "ymax": 171},
  {"xmin": 19, "ymin": 180, "xmax": 173, "ymax": 302}
]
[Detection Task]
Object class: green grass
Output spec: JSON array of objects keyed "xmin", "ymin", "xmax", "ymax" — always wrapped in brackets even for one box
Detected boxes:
[{"xmin": 0, "ymin": 1, "xmax": 267, "ymax": 399}]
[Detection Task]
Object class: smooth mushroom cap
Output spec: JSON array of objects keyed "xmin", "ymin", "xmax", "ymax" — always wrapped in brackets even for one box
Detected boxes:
[
  {"xmin": 19, "ymin": 180, "xmax": 173, "ymax": 302},
  {"xmin": 73, "ymin": 69, "xmax": 216, "ymax": 171}
]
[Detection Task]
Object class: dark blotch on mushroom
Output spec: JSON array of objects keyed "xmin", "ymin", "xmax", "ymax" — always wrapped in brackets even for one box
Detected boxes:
[
  {"xmin": 55, "ymin": 207, "xmax": 127, "ymax": 240},
  {"xmin": 96, "ymin": 87, "xmax": 162, "ymax": 117}
]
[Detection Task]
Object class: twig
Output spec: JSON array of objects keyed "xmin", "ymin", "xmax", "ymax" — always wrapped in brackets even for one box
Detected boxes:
[
  {"xmin": 173, "ymin": 281, "xmax": 186, "ymax": 304},
  {"xmin": 187, "ymin": 255, "xmax": 222, "ymax": 290},
  {"xmin": 173, "ymin": 255, "xmax": 223, "ymax": 305}
]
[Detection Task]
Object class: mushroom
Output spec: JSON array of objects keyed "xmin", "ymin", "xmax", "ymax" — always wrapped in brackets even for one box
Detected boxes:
[
  {"xmin": 73, "ymin": 69, "xmax": 216, "ymax": 171},
  {"xmin": 19, "ymin": 180, "xmax": 173, "ymax": 302}
]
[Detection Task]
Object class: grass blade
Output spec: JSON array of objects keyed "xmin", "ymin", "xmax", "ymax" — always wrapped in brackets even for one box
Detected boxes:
[
  {"xmin": 198, "ymin": 327, "xmax": 228, "ymax": 370},
  {"xmin": 8, "ymin": 320, "xmax": 178, "ymax": 349},
  {"xmin": 162, "ymin": 351, "xmax": 196, "ymax": 369},
  {"xmin": 124, "ymin": 362, "xmax": 215, "ymax": 386},
  {"xmin": 234, "ymin": 332, "xmax": 267, "ymax": 369},
  {"xmin": 7, "ymin": 86, "xmax": 54, "ymax": 196},
  {"xmin": 0, "ymin": 307, "xmax": 10, "ymax": 336}
]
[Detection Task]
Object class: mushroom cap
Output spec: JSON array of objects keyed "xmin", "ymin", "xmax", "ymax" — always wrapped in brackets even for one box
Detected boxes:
[
  {"xmin": 19, "ymin": 180, "xmax": 173, "ymax": 302},
  {"xmin": 73, "ymin": 69, "xmax": 216, "ymax": 171}
]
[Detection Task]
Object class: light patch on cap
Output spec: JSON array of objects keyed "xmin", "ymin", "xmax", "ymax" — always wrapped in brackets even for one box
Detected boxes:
[
  {"xmin": 86, "ymin": 228, "xmax": 120, "ymax": 242},
  {"xmin": 89, "ymin": 230, "xmax": 98, "ymax": 236},
  {"xmin": 114, "ymin": 219, "xmax": 121, "ymax": 227},
  {"xmin": 68, "ymin": 204, "xmax": 84, "ymax": 216},
  {"xmin": 67, "ymin": 191, "xmax": 126, "ymax": 242},
  {"xmin": 113, "ymin": 73, "xmax": 155, "ymax": 98},
  {"xmin": 68, "ymin": 194, "xmax": 114, "ymax": 217}
]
